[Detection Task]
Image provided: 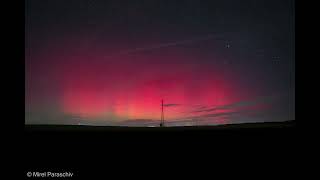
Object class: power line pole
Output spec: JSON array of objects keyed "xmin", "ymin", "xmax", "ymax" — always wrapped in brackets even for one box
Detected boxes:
[{"xmin": 160, "ymin": 99, "xmax": 164, "ymax": 127}]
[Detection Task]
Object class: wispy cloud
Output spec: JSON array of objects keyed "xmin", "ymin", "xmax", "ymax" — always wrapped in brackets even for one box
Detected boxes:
[
  {"xmin": 190, "ymin": 94, "xmax": 281, "ymax": 114},
  {"xmin": 163, "ymin": 103, "xmax": 181, "ymax": 107},
  {"xmin": 103, "ymin": 33, "xmax": 223, "ymax": 57}
]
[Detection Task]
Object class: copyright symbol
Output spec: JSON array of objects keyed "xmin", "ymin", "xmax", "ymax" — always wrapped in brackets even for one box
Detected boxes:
[{"xmin": 27, "ymin": 172, "xmax": 32, "ymax": 177}]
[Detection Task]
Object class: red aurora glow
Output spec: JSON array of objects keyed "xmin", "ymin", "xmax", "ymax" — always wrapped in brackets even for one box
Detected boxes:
[
  {"xmin": 25, "ymin": 31, "xmax": 259, "ymax": 124},
  {"xmin": 25, "ymin": 0, "xmax": 295, "ymax": 126},
  {"xmin": 59, "ymin": 50, "xmax": 243, "ymax": 120}
]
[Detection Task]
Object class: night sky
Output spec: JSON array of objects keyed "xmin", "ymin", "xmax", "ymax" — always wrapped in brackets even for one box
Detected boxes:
[{"xmin": 25, "ymin": 0, "xmax": 295, "ymax": 126}]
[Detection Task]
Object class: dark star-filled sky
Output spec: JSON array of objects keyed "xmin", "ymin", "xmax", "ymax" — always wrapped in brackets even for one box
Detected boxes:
[{"xmin": 25, "ymin": 0, "xmax": 295, "ymax": 126}]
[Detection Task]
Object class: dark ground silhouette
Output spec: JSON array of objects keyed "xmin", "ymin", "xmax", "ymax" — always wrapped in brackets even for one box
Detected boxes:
[{"xmin": 25, "ymin": 120, "xmax": 295, "ymax": 132}]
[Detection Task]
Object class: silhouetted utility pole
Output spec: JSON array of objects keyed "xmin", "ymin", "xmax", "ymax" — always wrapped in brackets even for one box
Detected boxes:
[{"xmin": 160, "ymin": 99, "xmax": 164, "ymax": 127}]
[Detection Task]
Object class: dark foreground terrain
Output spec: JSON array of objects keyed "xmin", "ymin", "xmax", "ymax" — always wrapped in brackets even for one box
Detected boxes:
[
  {"xmin": 24, "ymin": 120, "xmax": 297, "ymax": 169},
  {"xmin": 25, "ymin": 120, "xmax": 295, "ymax": 132}
]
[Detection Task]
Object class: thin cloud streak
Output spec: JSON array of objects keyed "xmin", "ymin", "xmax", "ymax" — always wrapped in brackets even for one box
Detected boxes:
[
  {"xmin": 163, "ymin": 103, "xmax": 181, "ymax": 107},
  {"xmin": 103, "ymin": 33, "xmax": 223, "ymax": 58},
  {"xmin": 190, "ymin": 93, "xmax": 282, "ymax": 114}
]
